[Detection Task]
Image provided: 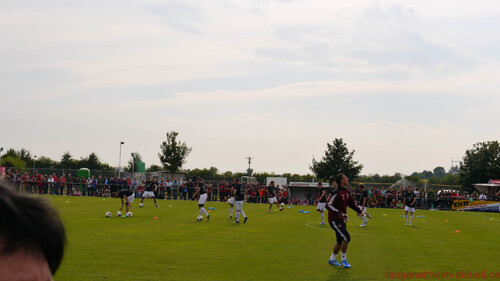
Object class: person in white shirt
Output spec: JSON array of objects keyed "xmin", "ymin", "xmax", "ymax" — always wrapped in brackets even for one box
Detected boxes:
[{"xmin": 479, "ymin": 192, "xmax": 487, "ymax": 201}]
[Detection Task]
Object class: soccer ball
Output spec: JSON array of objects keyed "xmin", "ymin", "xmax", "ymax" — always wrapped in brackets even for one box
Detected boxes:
[
  {"xmin": 116, "ymin": 211, "xmax": 122, "ymax": 217},
  {"xmin": 280, "ymin": 203, "xmax": 284, "ymax": 207},
  {"xmin": 105, "ymin": 211, "xmax": 111, "ymax": 218},
  {"xmin": 197, "ymin": 215, "xmax": 203, "ymax": 221},
  {"xmin": 126, "ymin": 212, "xmax": 133, "ymax": 217},
  {"xmin": 139, "ymin": 203, "xmax": 144, "ymax": 208}
]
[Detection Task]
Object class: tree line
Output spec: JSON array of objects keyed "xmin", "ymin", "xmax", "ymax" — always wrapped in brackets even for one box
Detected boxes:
[{"xmin": 1, "ymin": 133, "xmax": 499, "ymax": 189}]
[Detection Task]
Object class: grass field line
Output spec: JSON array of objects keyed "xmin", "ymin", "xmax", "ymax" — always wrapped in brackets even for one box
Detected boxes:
[
  {"xmin": 463, "ymin": 211, "xmax": 500, "ymax": 221},
  {"xmin": 304, "ymin": 222, "xmax": 500, "ymax": 247}
]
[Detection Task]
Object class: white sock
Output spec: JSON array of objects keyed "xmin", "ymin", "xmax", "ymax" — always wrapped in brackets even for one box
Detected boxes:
[
  {"xmin": 240, "ymin": 209, "xmax": 246, "ymax": 218},
  {"xmin": 200, "ymin": 208, "xmax": 208, "ymax": 216},
  {"xmin": 321, "ymin": 213, "xmax": 325, "ymax": 223},
  {"xmin": 230, "ymin": 207, "xmax": 233, "ymax": 216},
  {"xmin": 405, "ymin": 214, "xmax": 408, "ymax": 223},
  {"xmin": 199, "ymin": 209, "xmax": 203, "ymax": 216},
  {"xmin": 236, "ymin": 211, "xmax": 240, "ymax": 221},
  {"xmin": 410, "ymin": 214, "xmax": 413, "ymax": 224},
  {"xmin": 330, "ymin": 252, "xmax": 337, "ymax": 261},
  {"xmin": 341, "ymin": 252, "xmax": 347, "ymax": 261}
]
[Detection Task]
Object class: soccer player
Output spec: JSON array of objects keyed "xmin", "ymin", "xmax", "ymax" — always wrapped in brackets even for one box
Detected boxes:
[
  {"xmin": 326, "ymin": 173, "xmax": 364, "ymax": 268},
  {"xmin": 403, "ymin": 185, "xmax": 417, "ymax": 226},
  {"xmin": 357, "ymin": 184, "xmax": 370, "ymax": 227},
  {"xmin": 316, "ymin": 182, "xmax": 327, "ymax": 225},
  {"xmin": 140, "ymin": 176, "xmax": 159, "ymax": 208},
  {"xmin": 266, "ymin": 181, "xmax": 283, "ymax": 212},
  {"xmin": 232, "ymin": 178, "xmax": 248, "ymax": 223},
  {"xmin": 229, "ymin": 179, "xmax": 236, "ymax": 218},
  {"xmin": 192, "ymin": 177, "xmax": 210, "ymax": 221},
  {"xmin": 114, "ymin": 188, "xmax": 135, "ymax": 214}
]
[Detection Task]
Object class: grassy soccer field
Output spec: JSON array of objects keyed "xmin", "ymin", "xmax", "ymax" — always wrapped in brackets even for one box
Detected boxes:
[{"xmin": 46, "ymin": 196, "xmax": 500, "ymax": 281}]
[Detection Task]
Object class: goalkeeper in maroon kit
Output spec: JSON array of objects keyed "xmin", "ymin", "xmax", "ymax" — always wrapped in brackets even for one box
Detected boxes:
[{"xmin": 325, "ymin": 173, "xmax": 365, "ymax": 268}]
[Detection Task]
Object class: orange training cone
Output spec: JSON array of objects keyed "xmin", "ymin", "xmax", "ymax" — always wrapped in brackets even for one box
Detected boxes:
[{"xmin": 455, "ymin": 230, "xmax": 460, "ymax": 233}]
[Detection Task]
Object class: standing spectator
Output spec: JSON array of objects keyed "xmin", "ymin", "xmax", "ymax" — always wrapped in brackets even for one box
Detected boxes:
[
  {"xmin": 172, "ymin": 179, "xmax": 179, "ymax": 200},
  {"xmin": 66, "ymin": 174, "xmax": 74, "ymax": 196},
  {"xmin": 426, "ymin": 189, "xmax": 435, "ymax": 209},
  {"xmin": 180, "ymin": 182, "xmax": 187, "ymax": 200},
  {"xmin": 48, "ymin": 175, "xmax": 55, "ymax": 195},
  {"xmin": 166, "ymin": 178, "xmax": 172, "ymax": 199},
  {"xmin": 59, "ymin": 174, "xmax": 66, "ymax": 195},
  {"xmin": 187, "ymin": 179, "xmax": 195, "ymax": 200},
  {"xmin": 53, "ymin": 173, "xmax": 60, "ymax": 195},
  {"xmin": 97, "ymin": 175, "xmax": 103, "ymax": 197},
  {"xmin": 91, "ymin": 176, "xmax": 97, "ymax": 196}
]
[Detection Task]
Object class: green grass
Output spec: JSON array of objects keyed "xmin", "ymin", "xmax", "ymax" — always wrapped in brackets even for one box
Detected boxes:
[{"xmin": 44, "ymin": 196, "xmax": 500, "ymax": 281}]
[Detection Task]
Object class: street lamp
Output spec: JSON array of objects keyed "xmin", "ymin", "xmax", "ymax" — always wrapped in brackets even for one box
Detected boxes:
[
  {"xmin": 33, "ymin": 155, "xmax": 37, "ymax": 174},
  {"xmin": 118, "ymin": 142, "xmax": 124, "ymax": 178},
  {"xmin": 131, "ymin": 153, "xmax": 135, "ymax": 174}
]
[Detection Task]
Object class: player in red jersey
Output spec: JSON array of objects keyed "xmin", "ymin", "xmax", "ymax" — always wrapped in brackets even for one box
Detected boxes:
[{"xmin": 325, "ymin": 173, "xmax": 364, "ymax": 268}]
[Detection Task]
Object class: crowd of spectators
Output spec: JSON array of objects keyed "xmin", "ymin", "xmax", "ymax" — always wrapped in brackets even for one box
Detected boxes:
[{"xmin": 3, "ymin": 169, "xmax": 499, "ymax": 210}]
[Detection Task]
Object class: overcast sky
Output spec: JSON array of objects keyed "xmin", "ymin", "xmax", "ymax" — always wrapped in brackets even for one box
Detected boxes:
[{"xmin": 1, "ymin": 0, "xmax": 499, "ymax": 176}]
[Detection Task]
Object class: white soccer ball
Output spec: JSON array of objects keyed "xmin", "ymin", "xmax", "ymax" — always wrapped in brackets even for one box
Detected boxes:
[
  {"xmin": 197, "ymin": 215, "xmax": 203, "ymax": 221},
  {"xmin": 280, "ymin": 203, "xmax": 284, "ymax": 207},
  {"xmin": 126, "ymin": 212, "xmax": 133, "ymax": 217},
  {"xmin": 105, "ymin": 211, "xmax": 111, "ymax": 218},
  {"xmin": 116, "ymin": 211, "xmax": 122, "ymax": 217},
  {"xmin": 139, "ymin": 203, "xmax": 144, "ymax": 208}
]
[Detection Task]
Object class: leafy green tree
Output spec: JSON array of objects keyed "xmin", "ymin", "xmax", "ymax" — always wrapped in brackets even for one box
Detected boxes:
[
  {"xmin": 58, "ymin": 152, "xmax": 77, "ymax": 169},
  {"xmin": 147, "ymin": 164, "xmax": 163, "ymax": 172},
  {"xmin": 78, "ymin": 153, "xmax": 101, "ymax": 170},
  {"xmin": 404, "ymin": 175, "xmax": 420, "ymax": 184},
  {"xmin": 433, "ymin": 166, "xmax": 446, "ymax": 178},
  {"xmin": 2, "ymin": 156, "xmax": 26, "ymax": 169},
  {"xmin": 310, "ymin": 138, "xmax": 363, "ymax": 182},
  {"xmin": 36, "ymin": 156, "xmax": 57, "ymax": 169},
  {"xmin": 158, "ymin": 131, "xmax": 192, "ymax": 175},
  {"xmin": 459, "ymin": 140, "xmax": 500, "ymax": 188},
  {"xmin": 440, "ymin": 174, "xmax": 460, "ymax": 185},
  {"xmin": 3, "ymin": 148, "xmax": 33, "ymax": 166}
]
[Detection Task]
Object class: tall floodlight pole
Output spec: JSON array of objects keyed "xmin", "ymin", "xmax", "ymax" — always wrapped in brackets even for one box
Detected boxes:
[
  {"xmin": 118, "ymin": 142, "xmax": 124, "ymax": 178},
  {"xmin": 0, "ymin": 147, "xmax": 3, "ymax": 168},
  {"xmin": 246, "ymin": 157, "xmax": 253, "ymax": 176},
  {"xmin": 33, "ymin": 155, "xmax": 37, "ymax": 174},
  {"xmin": 131, "ymin": 153, "xmax": 135, "ymax": 174}
]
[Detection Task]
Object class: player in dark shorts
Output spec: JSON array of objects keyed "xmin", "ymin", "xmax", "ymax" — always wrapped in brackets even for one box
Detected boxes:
[
  {"xmin": 357, "ymin": 184, "xmax": 370, "ymax": 227},
  {"xmin": 316, "ymin": 182, "xmax": 327, "ymax": 225},
  {"xmin": 326, "ymin": 173, "xmax": 364, "ymax": 268},
  {"xmin": 232, "ymin": 178, "xmax": 248, "ymax": 224},
  {"xmin": 266, "ymin": 181, "xmax": 283, "ymax": 212},
  {"xmin": 114, "ymin": 189, "xmax": 135, "ymax": 214},
  {"xmin": 140, "ymin": 176, "xmax": 159, "ymax": 208},
  {"xmin": 192, "ymin": 177, "xmax": 210, "ymax": 221},
  {"xmin": 403, "ymin": 185, "xmax": 417, "ymax": 226},
  {"xmin": 229, "ymin": 179, "xmax": 236, "ymax": 218}
]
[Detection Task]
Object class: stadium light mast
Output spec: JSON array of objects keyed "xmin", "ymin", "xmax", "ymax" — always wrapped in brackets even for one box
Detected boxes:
[
  {"xmin": 0, "ymin": 147, "xmax": 3, "ymax": 168},
  {"xmin": 131, "ymin": 153, "xmax": 135, "ymax": 174},
  {"xmin": 33, "ymin": 155, "xmax": 37, "ymax": 174},
  {"xmin": 246, "ymin": 156, "xmax": 253, "ymax": 176},
  {"xmin": 118, "ymin": 141, "xmax": 124, "ymax": 178}
]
